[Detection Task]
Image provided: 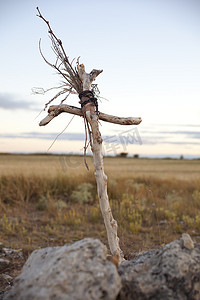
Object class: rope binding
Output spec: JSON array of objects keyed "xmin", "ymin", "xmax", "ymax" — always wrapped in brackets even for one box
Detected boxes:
[{"xmin": 79, "ymin": 90, "xmax": 99, "ymax": 115}]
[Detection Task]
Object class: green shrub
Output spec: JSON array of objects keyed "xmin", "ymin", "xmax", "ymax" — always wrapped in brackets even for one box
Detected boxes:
[
  {"xmin": 37, "ymin": 196, "xmax": 48, "ymax": 211},
  {"xmin": 54, "ymin": 200, "xmax": 67, "ymax": 210},
  {"xmin": 70, "ymin": 183, "xmax": 94, "ymax": 204}
]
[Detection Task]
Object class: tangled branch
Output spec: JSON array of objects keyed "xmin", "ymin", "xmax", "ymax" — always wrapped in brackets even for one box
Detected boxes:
[{"xmin": 36, "ymin": 7, "xmax": 83, "ymax": 110}]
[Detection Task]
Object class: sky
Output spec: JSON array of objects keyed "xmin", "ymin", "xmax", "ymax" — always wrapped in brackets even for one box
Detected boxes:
[{"xmin": 0, "ymin": 0, "xmax": 200, "ymax": 158}]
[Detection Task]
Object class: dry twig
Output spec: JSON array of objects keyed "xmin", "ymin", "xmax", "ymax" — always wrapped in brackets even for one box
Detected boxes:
[{"xmin": 36, "ymin": 7, "xmax": 82, "ymax": 108}]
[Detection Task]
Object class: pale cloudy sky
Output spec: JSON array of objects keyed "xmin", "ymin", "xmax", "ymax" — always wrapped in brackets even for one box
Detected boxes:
[{"xmin": 0, "ymin": 0, "xmax": 200, "ymax": 158}]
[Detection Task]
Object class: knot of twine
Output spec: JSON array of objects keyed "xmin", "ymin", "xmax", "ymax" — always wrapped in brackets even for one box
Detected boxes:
[{"xmin": 79, "ymin": 90, "xmax": 99, "ymax": 115}]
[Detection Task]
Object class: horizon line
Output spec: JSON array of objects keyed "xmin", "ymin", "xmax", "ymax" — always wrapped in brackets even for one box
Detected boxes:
[{"xmin": 0, "ymin": 152, "xmax": 199, "ymax": 160}]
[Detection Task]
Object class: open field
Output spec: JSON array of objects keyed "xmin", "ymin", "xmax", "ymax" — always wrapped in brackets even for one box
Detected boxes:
[
  {"xmin": 0, "ymin": 154, "xmax": 200, "ymax": 180},
  {"xmin": 0, "ymin": 154, "xmax": 200, "ymax": 289}
]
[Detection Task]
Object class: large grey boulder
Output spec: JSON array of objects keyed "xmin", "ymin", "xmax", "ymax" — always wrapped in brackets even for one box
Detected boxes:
[
  {"xmin": 5, "ymin": 238, "xmax": 121, "ymax": 300},
  {"xmin": 118, "ymin": 234, "xmax": 200, "ymax": 300}
]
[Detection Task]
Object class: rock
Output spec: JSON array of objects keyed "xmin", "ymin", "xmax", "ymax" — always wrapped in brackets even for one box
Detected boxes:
[
  {"xmin": 0, "ymin": 258, "xmax": 10, "ymax": 267},
  {"xmin": 2, "ymin": 274, "xmax": 13, "ymax": 281},
  {"xmin": 181, "ymin": 233, "xmax": 194, "ymax": 250},
  {"xmin": 118, "ymin": 234, "xmax": 200, "ymax": 300},
  {"xmin": 2, "ymin": 248, "xmax": 23, "ymax": 260},
  {"xmin": 4, "ymin": 238, "xmax": 121, "ymax": 300}
]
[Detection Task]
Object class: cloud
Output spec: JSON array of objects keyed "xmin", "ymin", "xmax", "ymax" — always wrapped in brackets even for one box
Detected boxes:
[
  {"xmin": 0, "ymin": 129, "xmax": 200, "ymax": 146},
  {"xmin": 25, "ymin": 132, "xmax": 85, "ymax": 141},
  {"xmin": 0, "ymin": 132, "xmax": 85, "ymax": 141},
  {"xmin": 140, "ymin": 128, "xmax": 200, "ymax": 141},
  {"xmin": 0, "ymin": 93, "xmax": 37, "ymax": 110},
  {"xmin": 154, "ymin": 124, "xmax": 200, "ymax": 128},
  {"xmin": 155, "ymin": 131, "xmax": 200, "ymax": 139}
]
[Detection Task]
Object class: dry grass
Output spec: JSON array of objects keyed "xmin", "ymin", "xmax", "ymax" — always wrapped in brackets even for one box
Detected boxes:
[
  {"xmin": 0, "ymin": 154, "xmax": 200, "ymax": 259},
  {"xmin": 1, "ymin": 154, "xmax": 200, "ymax": 180}
]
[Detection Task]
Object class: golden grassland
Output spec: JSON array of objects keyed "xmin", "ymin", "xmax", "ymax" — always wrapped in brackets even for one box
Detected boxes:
[
  {"xmin": 1, "ymin": 153, "xmax": 200, "ymax": 180},
  {"xmin": 0, "ymin": 154, "xmax": 200, "ymax": 259}
]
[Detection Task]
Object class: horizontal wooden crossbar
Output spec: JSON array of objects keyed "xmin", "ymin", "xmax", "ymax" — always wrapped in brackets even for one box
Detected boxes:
[{"xmin": 39, "ymin": 104, "xmax": 142, "ymax": 126}]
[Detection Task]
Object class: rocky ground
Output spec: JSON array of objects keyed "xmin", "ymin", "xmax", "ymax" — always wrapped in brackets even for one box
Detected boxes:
[{"xmin": 1, "ymin": 234, "xmax": 200, "ymax": 300}]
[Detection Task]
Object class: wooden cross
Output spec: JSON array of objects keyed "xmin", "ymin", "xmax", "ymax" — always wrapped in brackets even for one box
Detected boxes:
[{"xmin": 37, "ymin": 8, "xmax": 142, "ymax": 263}]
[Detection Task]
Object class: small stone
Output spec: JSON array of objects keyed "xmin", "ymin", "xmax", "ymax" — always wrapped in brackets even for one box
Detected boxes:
[
  {"xmin": 181, "ymin": 233, "xmax": 194, "ymax": 250},
  {"xmin": 159, "ymin": 219, "xmax": 168, "ymax": 225},
  {"xmin": 4, "ymin": 285, "xmax": 12, "ymax": 292},
  {"xmin": 2, "ymin": 274, "xmax": 13, "ymax": 281},
  {"xmin": 3, "ymin": 248, "xmax": 23, "ymax": 259},
  {"xmin": 0, "ymin": 258, "xmax": 10, "ymax": 266}
]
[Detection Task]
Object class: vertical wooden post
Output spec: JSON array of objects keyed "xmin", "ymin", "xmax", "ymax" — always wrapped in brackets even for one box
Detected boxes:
[{"xmin": 78, "ymin": 65, "xmax": 124, "ymax": 262}]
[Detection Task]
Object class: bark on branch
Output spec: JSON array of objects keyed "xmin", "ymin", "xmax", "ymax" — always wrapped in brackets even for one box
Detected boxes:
[{"xmin": 39, "ymin": 104, "xmax": 142, "ymax": 126}]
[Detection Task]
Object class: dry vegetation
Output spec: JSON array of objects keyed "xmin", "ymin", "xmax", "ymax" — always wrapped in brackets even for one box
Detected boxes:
[{"xmin": 0, "ymin": 154, "xmax": 200, "ymax": 260}]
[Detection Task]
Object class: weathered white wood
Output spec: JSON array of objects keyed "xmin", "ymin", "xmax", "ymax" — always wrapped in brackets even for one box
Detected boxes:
[
  {"xmin": 39, "ymin": 104, "xmax": 142, "ymax": 126},
  {"xmin": 88, "ymin": 111, "xmax": 124, "ymax": 262},
  {"xmin": 78, "ymin": 65, "xmax": 124, "ymax": 263},
  {"xmin": 77, "ymin": 64, "xmax": 103, "ymax": 91}
]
